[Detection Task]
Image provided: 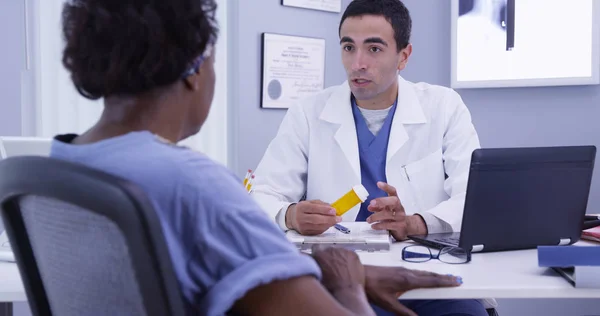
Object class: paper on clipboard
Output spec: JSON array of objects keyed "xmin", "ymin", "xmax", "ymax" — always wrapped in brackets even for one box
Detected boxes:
[{"xmin": 286, "ymin": 222, "xmax": 391, "ymax": 252}]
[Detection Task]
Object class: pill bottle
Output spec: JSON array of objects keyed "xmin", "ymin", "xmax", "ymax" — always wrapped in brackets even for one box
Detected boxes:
[{"xmin": 331, "ymin": 184, "xmax": 369, "ymax": 216}]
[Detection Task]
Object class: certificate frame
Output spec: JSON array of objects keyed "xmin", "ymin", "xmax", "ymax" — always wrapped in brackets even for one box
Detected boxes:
[
  {"xmin": 281, "ymin": 0, "xmax": 342, "ymax": 13},
  {"xmin": 450, "ymin": 0, "xmax": 600, "ymax": 89},
  {"xmin": 260, "ymin": 33, "xmax": 326, "ymax": 109}
]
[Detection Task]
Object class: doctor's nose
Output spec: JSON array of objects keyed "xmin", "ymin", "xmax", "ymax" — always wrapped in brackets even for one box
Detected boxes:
[{"xmin": 350, "ymin": 52, "xmax": 368, "ymax": 72}]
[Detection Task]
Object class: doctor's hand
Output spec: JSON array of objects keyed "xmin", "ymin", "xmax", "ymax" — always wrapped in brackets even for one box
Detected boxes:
[
  {"xmin": 366, "ymin": 182, "xmax": 427, "ymax": 241},
  {"xmin": 364, "ymin": 265, "xmax": 462, "ymax": 316},
  {"xmin": 285, "ymin": 200, "xmax": 342, "ymax": 235}
]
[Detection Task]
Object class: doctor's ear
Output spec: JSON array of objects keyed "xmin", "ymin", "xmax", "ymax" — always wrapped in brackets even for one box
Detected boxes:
[{"xmin": 397, "ymin": 44, "xmax": 412, "ymax": 71}]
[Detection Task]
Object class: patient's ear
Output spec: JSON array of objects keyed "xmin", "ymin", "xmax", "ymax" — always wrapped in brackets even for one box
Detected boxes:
[{"xmin": 183, "ymin": 72, "xmax": 201, "ymax": 91}]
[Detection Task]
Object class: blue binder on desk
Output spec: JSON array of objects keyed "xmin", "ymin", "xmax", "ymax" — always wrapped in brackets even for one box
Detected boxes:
[{"xmin": 538, "ymin": 246, "xmax": 600, "ymax": 288}]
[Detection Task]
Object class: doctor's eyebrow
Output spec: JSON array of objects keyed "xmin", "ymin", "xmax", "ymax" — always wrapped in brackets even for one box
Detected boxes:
[
  {"xmin": 364, "ymin": 37, "xmax": 388, "ymax": 47},
  {"xmin": 340, "ymin": 36, "xmax": 354, "ymax": 44},
  {"xmin": 339, "ymin": 36, "xmax": 388, "ymax": 47}
]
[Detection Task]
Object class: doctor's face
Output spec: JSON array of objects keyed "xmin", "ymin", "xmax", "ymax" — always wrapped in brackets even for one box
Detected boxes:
[{"xmin": 340, "ymin": 15, "xmax": 411, "ymax": 101}]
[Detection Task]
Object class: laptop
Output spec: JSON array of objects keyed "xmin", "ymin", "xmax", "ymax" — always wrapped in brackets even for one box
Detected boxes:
[
  {"xmin": 0, "ymin": 136, "xmax": 53, "ymax": 159},
  {"xmin": 408, "ymin": 146, "xmax": 596, "ymax": 253},
  {"xmin": 0, "ymin": 136, "xmax": 52, "ymax": 262}
]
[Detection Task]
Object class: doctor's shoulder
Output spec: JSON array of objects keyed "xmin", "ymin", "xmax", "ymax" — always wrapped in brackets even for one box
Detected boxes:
[
  {"xmin": 411, "ymin": 81, "xmax": 471, "ymax": 115},
  {"xmin": 287, "ymin": 85, "xmax": 339, "ymax": 114}
]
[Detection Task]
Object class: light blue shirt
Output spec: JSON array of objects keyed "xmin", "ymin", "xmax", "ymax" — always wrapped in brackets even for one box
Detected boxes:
[{"xmin": 50, "ymin": 131, "xmax": 321, "ymax": 316}]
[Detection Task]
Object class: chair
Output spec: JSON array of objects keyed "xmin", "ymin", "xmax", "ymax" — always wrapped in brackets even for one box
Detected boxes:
[{"xmin": 0, "ymin": 156, "xmax": 185, "ymax": 316}]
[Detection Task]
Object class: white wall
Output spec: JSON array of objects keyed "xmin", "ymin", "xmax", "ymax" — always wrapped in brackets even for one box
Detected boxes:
[{"xmin": 30, "ymin": 0, "xmax": 229, "ymax": 167}]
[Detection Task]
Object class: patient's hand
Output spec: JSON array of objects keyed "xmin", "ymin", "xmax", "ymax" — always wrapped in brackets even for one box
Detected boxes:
[
  {"xmin": 364, "ymin": 265, "xmax": 462, "ymax": 316},
  {"xmin": 311, "ymin": 245, "xmax": 365, "ymax": 291}
]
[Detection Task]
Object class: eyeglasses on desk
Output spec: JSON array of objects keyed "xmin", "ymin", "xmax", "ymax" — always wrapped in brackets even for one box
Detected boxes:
[{"xmin": 402, "ymin": 245, "xmax": 471, "ymax": 264}]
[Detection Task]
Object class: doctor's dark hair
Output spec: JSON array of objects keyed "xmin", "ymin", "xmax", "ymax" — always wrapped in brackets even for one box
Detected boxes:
[
  {"xmin": 339, "ymin": 0, "xmax": 412, "ymax": 52},
  {"xmin": 61, "ymin": 0, "xmax": 218, "ymax": 100}
]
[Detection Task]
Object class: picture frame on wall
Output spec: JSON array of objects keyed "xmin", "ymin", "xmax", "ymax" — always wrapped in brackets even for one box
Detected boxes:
[
  {"xmin": 281, "ymin": 0, "xmax": 342, "ymax": 13},
  {"xmin": 260, "ymin": 33, "xmax": 326, "ymax": 109}
]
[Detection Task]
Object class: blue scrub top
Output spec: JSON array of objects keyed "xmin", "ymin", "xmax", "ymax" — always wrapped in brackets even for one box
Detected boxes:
[{"xmin": 351, "ymin": 96, "xmax": 398, "ymax": 221}]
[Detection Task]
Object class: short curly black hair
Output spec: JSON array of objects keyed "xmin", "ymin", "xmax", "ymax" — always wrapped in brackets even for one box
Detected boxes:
[
  {"xmin": 61, "ymin": 0, "xmax": 218, "ymax": 100},
  {"xmin": 339, "ymin": 0, "xmax": 411, "ymax": 52}
]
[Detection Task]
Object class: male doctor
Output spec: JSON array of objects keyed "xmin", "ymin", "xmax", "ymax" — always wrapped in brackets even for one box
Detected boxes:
[{"xmin": 252, "ymin": 0, "xmax": 489, "ymax": 315}]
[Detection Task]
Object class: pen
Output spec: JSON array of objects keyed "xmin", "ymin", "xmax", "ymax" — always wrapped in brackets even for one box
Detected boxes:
[
  {"xmin": 584, "ymin": 215, "xmax": 600, "ymax": 221},
  {"xmin": 583, "ymin": 220, "xmax": 600, "ymax": 230},
  {"xmin": 334, "ymin": 224, "xmax": 351, "ymax": 234}
]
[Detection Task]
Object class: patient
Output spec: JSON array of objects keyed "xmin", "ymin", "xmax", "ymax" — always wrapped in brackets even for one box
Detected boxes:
[{"xmin": 51, "ymin": 0, "xmax": 461, "ymax": 315}]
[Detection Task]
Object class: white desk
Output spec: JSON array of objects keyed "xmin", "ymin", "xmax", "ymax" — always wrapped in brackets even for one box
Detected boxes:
[
  {"xmin": 0, "ymin": 242, "xmax": 598, "ymax": 315},
  {"xmin": 0, "ymin": 262, "xmax": 26, "ymax": 316},
  {"xmin": 358, "ymin": 240, "xmax": 600, "ymax": 300}
]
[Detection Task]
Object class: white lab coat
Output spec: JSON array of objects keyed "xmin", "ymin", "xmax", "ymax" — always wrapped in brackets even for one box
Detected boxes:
[{"xmin": 251, "ymin": 75, "xmax": 481, "ymax": 233}]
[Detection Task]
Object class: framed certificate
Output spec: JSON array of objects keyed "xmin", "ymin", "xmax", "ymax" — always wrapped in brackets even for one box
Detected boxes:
[
  {"xmin": 281, "ymin": 0, "xmax": 342, "ymax": 13},
  {"xmin": 260, "ymin": 33, "xmax": 326, "ymax": 109}
]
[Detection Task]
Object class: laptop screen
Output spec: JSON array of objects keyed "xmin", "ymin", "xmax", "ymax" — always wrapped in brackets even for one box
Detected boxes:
[
  {"xmin": 0, "ymin": 137, "xmax": 52, "ymax": 159},
  {"xmin": 0, "ymin": 137, "xmax": 52, "ymax": 233}
]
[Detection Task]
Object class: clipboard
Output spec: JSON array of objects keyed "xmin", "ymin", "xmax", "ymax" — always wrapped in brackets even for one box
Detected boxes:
[{"xmin": 286, "ymin": 222, "xmax": 392, "ymax": 252}]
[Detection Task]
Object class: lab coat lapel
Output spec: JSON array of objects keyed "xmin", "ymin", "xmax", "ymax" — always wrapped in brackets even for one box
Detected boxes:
[
  {"xmin": 319, "ymin": 81, "xmax": 361, "ymax": 181},
  {"xmin": 386, "ymin": 76, "xmax": 427, "ymax": 163}
]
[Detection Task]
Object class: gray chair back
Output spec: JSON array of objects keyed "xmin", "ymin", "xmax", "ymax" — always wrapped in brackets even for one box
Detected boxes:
[{"xmin": 0, "ymin": 156, "xmax": 185, "ymax": 316}]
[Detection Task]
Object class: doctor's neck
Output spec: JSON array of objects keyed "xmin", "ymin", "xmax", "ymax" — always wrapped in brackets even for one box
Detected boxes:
[{"xmin": 353, "ymin": 80, "xmax": 399, "ymax": 110}]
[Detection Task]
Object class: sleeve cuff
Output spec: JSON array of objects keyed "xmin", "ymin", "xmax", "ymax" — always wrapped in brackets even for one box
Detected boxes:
[
  {"xmin": 416, "ymin": 212, "xmax": 453, "ymax": 234},
  {"xmin": 199, "ymin": 252, "xmax": 321, "ymax": 316},
  {"xmin": 275, "ymin": 203, "xmax": 294, "ymax": 231}
]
